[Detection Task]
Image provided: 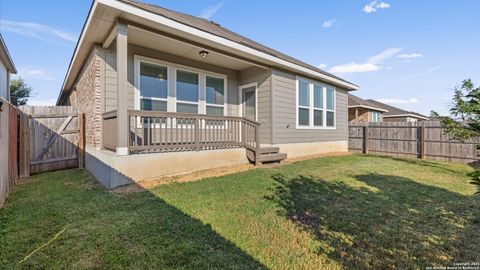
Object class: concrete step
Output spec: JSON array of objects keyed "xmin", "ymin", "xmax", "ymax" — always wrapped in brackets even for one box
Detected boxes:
[
  {"xmin": 258, "ymin": 146, "xmax": 280, "ymax": 154},
  {"xmin": 258, "ymin": 152, "xmax": 287, "ymax": 163}
]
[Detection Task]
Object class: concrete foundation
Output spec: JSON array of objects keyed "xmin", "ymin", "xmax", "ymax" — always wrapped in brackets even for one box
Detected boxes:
[
  {"xmin": 275, "ymin": 140, "xmax": 348, "ymax": 159},
  {"xmin": 85, "ymin": 146, "xmax": 250, "ymax": 189},
  {"xmin": 85, "ymin": 140, "xmax": 348, "ymax": 189}
]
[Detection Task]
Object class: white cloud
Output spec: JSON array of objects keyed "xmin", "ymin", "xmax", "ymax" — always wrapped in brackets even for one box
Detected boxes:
[
  {"xmin": 0, "ymin": 19, "xmax": 77, "ymax": 43},
  {"xmin": 318, "ymin": 63, "xmax": 327, "ymax": 69},
  {"xmin": 376, "ymin": 98, "xmax": 419, "ymax": 104},
  {"xmin": 329, "ymin": 47, "xmax": 402, "ymax": 74},
  {"xmin": 26, "ymin": 98, "xmax": 57, "ymax": 106},
  {"xmin": 17, "ymin": 67, "xmax": 56, "ymax": 81},
  {"xmin": 322, "ymin": 19, "xmax": 337, "ymax": 28},
  {"xmin": 397, "ymin": 53, "xmax": 424, "ymax": 59},
  {"xmin": 403, "ymin": 64, "xmax": 447, "ymax": 78},
  {"xmin": 199, "ymin": 2, "xmax": 224, "ymax": 20},
  {"xmin": 363, "ymin": 1, "xmax": 391, "ymax": 13}
]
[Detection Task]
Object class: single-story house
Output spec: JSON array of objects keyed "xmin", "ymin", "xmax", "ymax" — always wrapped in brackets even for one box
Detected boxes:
[
  {"xmin": 366, "ymin": 99, "xmax": 429, "ymax": 122},
  {"xmin": 348, "ymin": 94, "xmax": 388, "ymax": 123},
  {"xmin": 56, "ymin": 0, "xmax": 358, "ymax": 188},
  {"xmin": 0, "ymin": 34, "xmax": 16, "ymax": 206}
]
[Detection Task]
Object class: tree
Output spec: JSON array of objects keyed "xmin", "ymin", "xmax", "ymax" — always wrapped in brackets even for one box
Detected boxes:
[
  {"xmin": 429, "ymin": 110, "xmax": 440, "ymax": 118},
  {"xmin": 441, "ymin": 79, "xmax": 480, "ymax": 194},
  {"xmin": 10, "ymin": 78, "xmax": 32, "ymax": 106}
]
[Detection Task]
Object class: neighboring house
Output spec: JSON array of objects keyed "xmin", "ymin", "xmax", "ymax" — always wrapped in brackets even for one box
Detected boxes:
[
  {"xmin": 348, "ymin": 94, "xmax": 388, "ymax": 123},
  {"xmin": 0, "ymin": 34, "xmax": 16, "ymax": 207},
  {"xmin": 0, "ymin": 34, "xmax": 16, "ymax": 101},
  {"xmin": 366, "ymin": 99, "xmax": 429, "ymax": 122},
  {"xmin": 56, "ymin": 0, "xmax": 358, "ymax": 188}
]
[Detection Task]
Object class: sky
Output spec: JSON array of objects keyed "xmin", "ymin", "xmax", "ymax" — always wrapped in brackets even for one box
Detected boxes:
[{"xmin": 0, "ymin": 0, "xmax": 479, "ymax": 115}]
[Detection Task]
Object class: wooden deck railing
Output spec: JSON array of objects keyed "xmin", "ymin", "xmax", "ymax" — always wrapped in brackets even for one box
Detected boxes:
[
  {"xmin": 121, "ymin": 110, "xmax": 260, "ymax": 157},
  {"xmin": 102, "ymin": 110, "xmax": 118, "ymax": 151}
]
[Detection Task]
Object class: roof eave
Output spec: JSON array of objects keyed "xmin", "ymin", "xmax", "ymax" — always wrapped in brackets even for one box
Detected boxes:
[
  {"xmin": 58, "ymin": 0, "xmax": 358, "ymax": 104},
  {"xmin": 0, "ymin": 34, "xmax": 17, "ymax": 74}
]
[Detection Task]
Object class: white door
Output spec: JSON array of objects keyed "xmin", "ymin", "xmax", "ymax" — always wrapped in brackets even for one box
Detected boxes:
[{"xmin": 242, "ymin": 87, "xmax": 256, "ymax": 121}]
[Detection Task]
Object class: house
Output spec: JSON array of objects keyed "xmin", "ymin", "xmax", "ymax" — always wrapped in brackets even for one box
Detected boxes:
[
  {"xmin": 348, "ymin": 94, "xmax": 388, "ymax": 122},
  {"xmin": 0, "ymin": 34, "xmax": 16, "ymax": 206},
  {"xmin": 0, "ymin": 34, "xmax": 16, "ymax": 101},
  {"xmin": 56, "ymin": 0, "xmax": 358, "ymax": 188},
  {"xmin": 366, "ymin": 99, "xmax": 429, "ymax": 122}
]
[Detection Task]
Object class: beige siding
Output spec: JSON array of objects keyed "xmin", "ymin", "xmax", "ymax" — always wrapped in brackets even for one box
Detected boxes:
[
  {"xmin": 0, "ymin": 60, "xmax": 7, "ymax": 100},
  {"xmin": 271, "ymin": 69, "xmax": 348, "ymax": 144},
  {"xmin": 239, "ymin": 67, "xmax": 272, "ymax": 144}
]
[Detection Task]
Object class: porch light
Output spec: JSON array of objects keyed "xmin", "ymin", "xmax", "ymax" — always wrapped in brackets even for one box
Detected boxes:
[{"xmin": 199, "ymin": 50, "xmax": 209, "ymax": 58}]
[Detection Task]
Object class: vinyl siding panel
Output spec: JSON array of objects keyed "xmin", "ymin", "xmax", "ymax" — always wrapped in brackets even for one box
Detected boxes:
[
  {"xmin": 272, "ymin": 69, "xmax": 348, "ymax": 144},
  {"xmin": 239, "ymin": 67, "xmax": 272, "ymax": 144}
]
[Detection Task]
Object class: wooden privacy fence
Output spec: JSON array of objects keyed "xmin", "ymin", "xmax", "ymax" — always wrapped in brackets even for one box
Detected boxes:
[
  {"xmin": 349, "ymin": 121, "xmax": 480, "ymax": 163},
  {"xmin": 18, "ymin": 106, "xmax": 85, "ymax": 176},
  {"xmin": 0, "ymin": 99, "xmax": 19, "ymax": 207}
]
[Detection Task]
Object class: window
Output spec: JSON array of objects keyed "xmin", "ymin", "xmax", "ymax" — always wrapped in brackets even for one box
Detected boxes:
[
  {"xmin": 371, "ymin": 111, "xmax": 381, "ymax": 122},
  {"xmin": 139, "ymin": 62, "xmax": 167, "ymax": 111},
  {"xmin": 206, "ymin": 76, "xmax": 225, "ymax": 115},
  {"xmin": 176, "ymin": 70, "xmax": 199, "ymax": 113},
  {"xmin": 135, "ymin": 56, "xmax": 227, "ymax": 116},
  {"xmin": 296, "ymin": 78, "xmax": 336, "ymax": 128},
  {"xmin": 326, "ymin": 87, "xmax": 335, "ymax": 127},
  {"xmin": 298, "ymin": 80, "xmax": 310, "ymax": 126},
  {"xmin": 313, "ymin": 84, "xmax": 323, "ymax": 126}
]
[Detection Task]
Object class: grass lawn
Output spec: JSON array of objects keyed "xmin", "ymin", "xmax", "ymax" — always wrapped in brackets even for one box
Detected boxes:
[{"xmin": 1, "ymin": 154, "xmax": 479, "ymax": 269}]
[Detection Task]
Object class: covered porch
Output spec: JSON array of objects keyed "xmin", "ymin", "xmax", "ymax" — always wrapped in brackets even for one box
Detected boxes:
[{"xmin": 99, "ymin": 20, "xmax": 283, "ymax": 165}]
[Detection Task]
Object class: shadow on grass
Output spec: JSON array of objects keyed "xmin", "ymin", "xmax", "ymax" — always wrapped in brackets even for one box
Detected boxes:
[
  {"xmin": 267, "ymin": 173, "xmax": 480, "ymax": 269},
  {"xmin": 0, "ymin": 169, "xmax": 266, "ymax": 269}
]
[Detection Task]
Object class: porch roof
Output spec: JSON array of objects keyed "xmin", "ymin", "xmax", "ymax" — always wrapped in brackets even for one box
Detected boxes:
[{"xmin": 57, "ymin": 0, "xmax": 358, "ymax": 105}]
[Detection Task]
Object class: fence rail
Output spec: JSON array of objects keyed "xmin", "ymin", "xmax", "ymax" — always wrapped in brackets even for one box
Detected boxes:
[
  {"xmin": 102, "ymin": 110, "xmax": 261, "ymax": 159},
  {"xmin": 349, "ymin": 121, "xmax": 480, "ymax": 163}
]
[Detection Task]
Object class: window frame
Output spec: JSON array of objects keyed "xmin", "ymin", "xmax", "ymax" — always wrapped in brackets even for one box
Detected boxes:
[
  {"xmin": 205, "ymin": 75, "xmax": 227, "ymax": 116},
  {"xmin": 134, "ymin": 55, "xmax": 228, "ymax": 116},
  {"xmin": 137, "ymin": 60, "xmax": 169, "ymax": 112},
  {"xmin": 295, "ymin": 76, "xmax": 336, "ymax": 129},
  {"xmin": 371, "ymin": 111, "xmax": 381, "ymax": 123}
]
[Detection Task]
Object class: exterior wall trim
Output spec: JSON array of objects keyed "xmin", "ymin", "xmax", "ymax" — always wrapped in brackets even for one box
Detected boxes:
[{"xmin": 238, "ymin": 82, "xmax": 258, "ymax": 121}]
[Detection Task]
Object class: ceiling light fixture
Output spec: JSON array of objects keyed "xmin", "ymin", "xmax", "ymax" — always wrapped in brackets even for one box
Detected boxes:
[{"xmin": 199, "ymin": 50, "xmax": 209, "ymax": 58}]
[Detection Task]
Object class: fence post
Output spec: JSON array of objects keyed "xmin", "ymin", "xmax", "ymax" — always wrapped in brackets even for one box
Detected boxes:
[
  {"xmin": 255, "ymin": 123, "xmax": 261, "ymax": 166},
  {"xmin": 363, "ymin": 126, "xmax": 368, "ymax": 154},
  {"xmin": 194, "ymin": 116, "xmax": 200, "ymax": 151},
  {"xmin": 418, "ymin": 122, "xmax": 426, "ymax": 159},
  {"xmin": 78, "ymin": 113, "xmax": 85, "ymax": 168},
  {"xmin": 18, "ymin": 113, "xmax": 30, "ymax": 178}
]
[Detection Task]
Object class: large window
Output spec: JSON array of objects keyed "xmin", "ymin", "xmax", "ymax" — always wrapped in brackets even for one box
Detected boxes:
[
  {"xmin": 136, "ymin": 56, "xmax": 227, "ymax": 116},
  {"xmin": 297, "ymin": 78, "xmax": 336, "ymax": 128},
  {"xmin": 139, "ymin": 62, "xmax": 167, "ymax": 111},
  {"xmin": 176, "ymin": 69, "xmax": 199, "ymax": 113},
  {"xmin": 206, "ymin": 76, "xmax": 225, "ymax": 115}
]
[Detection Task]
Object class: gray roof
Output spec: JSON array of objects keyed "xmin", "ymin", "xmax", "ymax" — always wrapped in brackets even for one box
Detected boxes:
[
  {"xmin": 0, "ymin": 34, "xmax": 16, "ymax": 74},
  {"xmin": 366, "ymin": 99, "xmax": 429, "ymax": 119},
  {"xmin": 348, "ymin": 95, "xmax": 387, "ymax": 112},
  {"xmin": 120, "ymin": 0, "xmax": 356, "ymax": 88}
]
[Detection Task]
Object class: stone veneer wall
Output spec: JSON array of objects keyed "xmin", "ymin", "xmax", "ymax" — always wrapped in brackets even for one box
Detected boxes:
[{"xmin": 69, "ymin": 48, "xmax": 102, "ymax": 147}]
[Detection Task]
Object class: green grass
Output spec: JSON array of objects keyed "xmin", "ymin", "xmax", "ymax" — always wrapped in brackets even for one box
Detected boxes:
[{"xmin": 1, "ymin": 154, "xmax": 479, "ymax": 269}]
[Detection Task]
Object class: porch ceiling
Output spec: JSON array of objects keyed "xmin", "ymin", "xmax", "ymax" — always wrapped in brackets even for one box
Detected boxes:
[{"xmin": 128, "ymin": 26, "xmax": 254, "ymax": 71}]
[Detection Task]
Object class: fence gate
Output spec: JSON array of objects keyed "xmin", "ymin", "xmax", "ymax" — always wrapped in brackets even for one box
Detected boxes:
[{"xmin": 18, "ymin": 106, "xmax": 85, "ymax": 176}]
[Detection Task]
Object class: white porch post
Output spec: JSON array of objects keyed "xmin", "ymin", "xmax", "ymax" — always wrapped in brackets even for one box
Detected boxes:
[{"xmin": 116, "ymin": 21, "xmax": 129, "ymax": 156}]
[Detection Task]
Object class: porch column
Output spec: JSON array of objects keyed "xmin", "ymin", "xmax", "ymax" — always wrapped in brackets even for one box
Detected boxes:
[{"xmin": 116, "ymin": 22, "xmax": 129, "ymax": 156}]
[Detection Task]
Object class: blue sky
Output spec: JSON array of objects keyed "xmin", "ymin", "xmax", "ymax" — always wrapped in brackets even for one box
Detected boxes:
[{"xmin": 1, "ymin": 0, "xmax": 479, "ymax": 115}]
